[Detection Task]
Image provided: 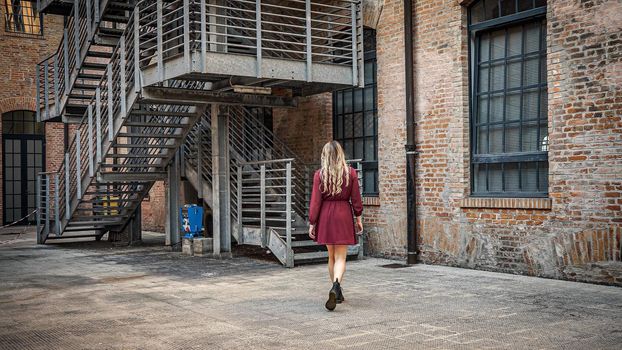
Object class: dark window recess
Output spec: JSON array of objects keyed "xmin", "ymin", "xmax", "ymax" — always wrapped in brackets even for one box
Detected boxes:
[
  {"xmin": 471, "ymin": 0, "xmax": 547, "ymax": 25},
  {"xmin": 4, "ymin": 0, "xmax": 43, "ymax": 35},
  {"xmin": 469, "ymin": 1, "xmax": 548, "ymax": 197},
  {"xmin": 333, "ymin": 28, "xmax": 378, "ymax": 196}
]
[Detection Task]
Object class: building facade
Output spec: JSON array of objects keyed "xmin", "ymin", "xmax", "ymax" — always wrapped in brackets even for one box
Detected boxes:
[
  {"xmin": 0, "ymin": 1, "xmax": 64, "ymax": 226},
  {"xmin": 274, "ymin": 0, "xmax": 622, "ymax": 285},
  {"xmin": 3, "ymin": 0, "xmax": 621, "ymax": 285}
]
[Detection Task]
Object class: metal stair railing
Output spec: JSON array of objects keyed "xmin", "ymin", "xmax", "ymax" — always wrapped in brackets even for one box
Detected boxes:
[
  {"xmin": 226, "ymin": 106, "xmax": 309, "ymax": 219},
  {"xmin": 237, "ymin": 158, "xmax": 294, "ymax": 266},
  {"xmin": 36, "ymin": 0, "xmax": 104, "ymax": 122},
  {"xmin": 36, "ymin": 4, "xmax": 153, "ymax": 238},
  {"xmin": 135, "ymin": 0, "xmax": 361, "ymax": 84}
]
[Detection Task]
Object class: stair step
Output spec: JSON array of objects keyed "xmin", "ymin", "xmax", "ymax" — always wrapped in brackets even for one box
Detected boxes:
[
  {"xmin": 293, "ymin": 251, "xmax": 328, "ymax": 261},
  {"xmin": 290, "ymin": 240, "xmax": 318, "ymax": 248},
  {"xmin": 67, "ymin": 220, "xmax": 123, "ymax": 226},
  {"xmin": 76, "ymin": 72, "xmax": 103, "ymax": 80},
  {"xmin": 101, "ymin": 14, "xmax": 130, "ymax": 23},
  {"xmin": 81, "ymin": 62, "xmax": 108, "ymax": 70},
  {"xmin": 105, "ymin": 154, "xmax": 168, "ymax": 158},
  {"xmin": 112, "ymin": 143, "xmax": 179, "ymax": 149},
  {"xmin": 100, "ymin": 163, "xmax": 166, "ymax": 168},
  {"xmin": 47, "ymin": 233, "xmax": 101, "ymax": 238},
  {"xmin": 73, "ymin": 83, "xmax": 98, "ymax": 90},
  {"xmin": 124, "ymin": 122, "xmax": 189, "ymax": 128},
  {"xmin": 79, "ymin": 198, "xmax": 143, "ymax": 203},
  {"xmin": 98, "ymin": 27, "xmax": 124, "ymax": 37},
  {"xmin": 72, "ymin": 215, "xmax": 129, "ymax": 220},
  {"xmin": 87, "ymin": 50, "xmax": 113, "ymax": 59},
  {"xmin": 130, "ymin": 110, "xmax": 196, "ymax": 117},
  {"xmin": 108, "ymin": 1, "xmax": 134, "ymax": 10},
  {"xmin": 118, "ymin": 132, "xmax": 184, "ymax": 138},
  {"xmin": 99, "ymin": 172, "xmax": 167, "ymax": 181},
  {"xmin": 68, "ymin": 93, "xmax": 94, "ymax": 100}
]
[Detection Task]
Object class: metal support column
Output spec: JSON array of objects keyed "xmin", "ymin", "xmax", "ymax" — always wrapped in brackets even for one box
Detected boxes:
[
  {"xmin": 165, "ymin": 150, "xmax": 181, "ymax": 250},
  {"xmin": 260, "ymin": 164, "xmax": 266, "ymax": 247},
  {"xmin": 211, "ymin": 104, "xmax": 231, "ymax": 256}
]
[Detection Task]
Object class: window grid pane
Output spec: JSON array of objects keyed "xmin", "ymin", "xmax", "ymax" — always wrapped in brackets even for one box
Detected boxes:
[
  {"xmin": 333, "ymin": 29, "xmax": 378, "ymax": 196},
  {"xmin": 4, "ymin": 0, "xmax": 43, "ymax": 35},
  {"xmin": 472, "ymin": 16, "xmax": 548, "ymax": 197}
]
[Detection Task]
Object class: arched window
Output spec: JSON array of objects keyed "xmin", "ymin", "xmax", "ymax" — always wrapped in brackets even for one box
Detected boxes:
[
  {"xmin": 2, "ymin": 110, "xmax": 45, "ymax": 224},
  {"xmin": 333, "ymin": 28, "xmax": 378, "ymax": 196},
  {"xmin": 469, "ymin": 0, "xmax": 548, "ymax": 197}
]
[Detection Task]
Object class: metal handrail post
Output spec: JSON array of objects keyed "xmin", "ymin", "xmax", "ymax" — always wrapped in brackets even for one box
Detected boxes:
[
  {"xmin": 237, "ymin": 164, "xmax": 243, "ymax": 243},
  {"xmin": 45, "ymin": 175, "xmax": 50, "ymax": 238},
  {"xmin": 54, "ymin": 173, "xmax": 61, "ymax": 235},
  {"xmin": 260, "ymin": 164, "xmax": 266, "ymax": 247},
  {"xmin": 65, "ymin": 153, "xmax": 71, "ymax": 219},
  {"xmin": 75, "ymin": 130, "xmax": 82, "ymax": 198},
  {"xmin": 36, "ymin": 175, "xmax": 41, "ymax": 243},
  {"xmin": 286, "ymin": 161, "xmax": 293, "ymax": 267}
]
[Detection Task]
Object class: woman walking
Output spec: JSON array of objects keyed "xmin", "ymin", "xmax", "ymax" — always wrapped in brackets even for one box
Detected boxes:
[{"xmin": 308, "ymin": 141, "xmax": 363, "ymax": 311}]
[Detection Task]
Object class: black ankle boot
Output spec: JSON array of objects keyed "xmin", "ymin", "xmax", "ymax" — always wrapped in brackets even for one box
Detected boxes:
[
  {"xmin": 325, "ymin": 279, "xmax": 340, "ymax": 311},
  {"xmin": 336, "ymin": 284, "xmax": 345, "ymax": 304}
]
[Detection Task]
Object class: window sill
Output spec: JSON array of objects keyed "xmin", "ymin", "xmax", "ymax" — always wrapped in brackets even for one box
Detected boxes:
[
  {"xmin": 460, "ymin": 197, "xmax": 551, "ymax": 210},
  {"xmin": 363, "ymin": 196, "xmax": 380, "ymax": 206}
]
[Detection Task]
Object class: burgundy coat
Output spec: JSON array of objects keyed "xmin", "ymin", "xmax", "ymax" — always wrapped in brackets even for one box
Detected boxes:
[{"xmin": 309, "ymin": 167, "xmax": 363, "ymax": 245}]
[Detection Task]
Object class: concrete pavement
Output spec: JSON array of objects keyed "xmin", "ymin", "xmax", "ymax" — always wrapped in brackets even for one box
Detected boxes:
[{"xmin": 0, "ymin": 229, "xmax": 621, "ymax": 349}]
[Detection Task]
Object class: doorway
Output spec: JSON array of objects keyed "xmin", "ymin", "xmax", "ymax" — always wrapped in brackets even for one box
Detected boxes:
[{"xmin": 2, "ymin": 110, "xmax": 45, "ymax": 225}]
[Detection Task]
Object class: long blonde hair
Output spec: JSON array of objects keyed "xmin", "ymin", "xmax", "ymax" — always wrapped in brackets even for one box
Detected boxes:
[{"xmin": 320, "ymin": 141, "xmax": 349, "ymax": 196}]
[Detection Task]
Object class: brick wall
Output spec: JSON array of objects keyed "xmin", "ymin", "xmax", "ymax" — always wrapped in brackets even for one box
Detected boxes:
[
  {"xmin": 273, "ymin": 0, "xmax": 622, "ymax": 285},
  {"xmin": 274, "ymin": 0, "xmax": 409, "ymax": 258},
  {"xmin": 0, "ymin": 12, "xmax": 64, "ymax": 224},
  {"xmin": 414, "ymin": 0, "xmax": 622, "ymax": 285}
]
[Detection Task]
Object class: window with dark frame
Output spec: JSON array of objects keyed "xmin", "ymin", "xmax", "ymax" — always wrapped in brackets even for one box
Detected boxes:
[
  {"xmin": 333, "ymin": 28, "xmax": 378, "ymax": 196},
  {"xmin": 469, "ymin": 0, "xmax": 548, "ymax": 197},
  {"xmin": 3, "ymin": 0, "xmax": 43, "ymax": 36}
]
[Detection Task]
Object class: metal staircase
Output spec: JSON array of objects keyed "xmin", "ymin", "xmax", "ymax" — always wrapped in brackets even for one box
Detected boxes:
[
  {"xmin": 181, "ymin": 106, "xmax": 363, "ymax": 267},
  {"xmin": 35, "ymin": 0, "xmax": 363, "ymax": 265},
  {"xmin": 37, "ymin": 0, "xmax": 137, "ymax": 123}
]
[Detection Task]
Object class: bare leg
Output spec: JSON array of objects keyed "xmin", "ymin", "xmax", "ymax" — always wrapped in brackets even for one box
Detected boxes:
[
  {"xmin": 326, "ymin": 244, "xmax": 335, "ymax": 282},
  {"xmin": 333, "ymin": 245, "xmax": 348, "ymax": 282}
]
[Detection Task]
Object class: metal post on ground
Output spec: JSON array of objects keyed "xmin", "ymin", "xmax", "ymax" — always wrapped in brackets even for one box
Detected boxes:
[
  {"xmin": 165, "ymin": 150, "xmax": 181, "ymax": 250},
  {"xmin": 211, "ymin": 104, "xmax": 231, "ymax": 257}
]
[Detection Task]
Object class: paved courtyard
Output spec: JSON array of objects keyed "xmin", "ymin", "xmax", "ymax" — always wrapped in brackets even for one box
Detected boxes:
[{"xmin": 1, "ymin": 228, "xmax": 621, "ymax": 350}]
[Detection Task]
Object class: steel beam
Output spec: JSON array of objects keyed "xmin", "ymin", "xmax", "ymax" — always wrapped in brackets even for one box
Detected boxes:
[{"xmin": 141, "ymin": 87, "xmax": 297, "ymax": 108}]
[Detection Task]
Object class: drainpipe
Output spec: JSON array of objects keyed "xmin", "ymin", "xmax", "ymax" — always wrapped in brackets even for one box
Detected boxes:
[{"xmin": 404, "ymin": 0, "xmax": 418, "ymax": 264}]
